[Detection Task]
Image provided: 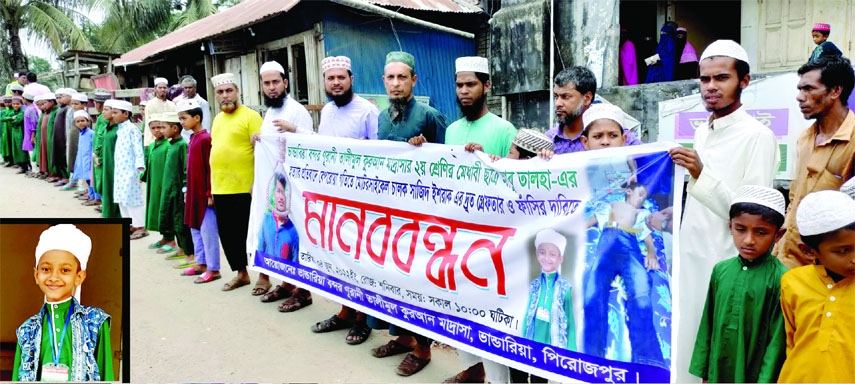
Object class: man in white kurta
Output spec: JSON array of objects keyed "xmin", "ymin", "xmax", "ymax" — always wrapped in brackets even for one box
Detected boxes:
[
  {"xmin": 669, "ymin": 40, "xmax": 780, "ymax": 382},
  {"xmin": 112, "ymin": 100, "xmax": 147, "ymax": 234},
  {"xmin": 143, "ymin": 77, "xmax": 177, "ymax": 146},
  {"xmin": 317, "ymin": 57, "xmax": 379, "ymax": 139}
]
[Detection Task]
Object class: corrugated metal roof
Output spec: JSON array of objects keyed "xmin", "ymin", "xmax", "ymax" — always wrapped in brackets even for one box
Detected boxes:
[
  {"xmin": 114, "ymin": 0, "xmax": 299, "ymax": 65},
  {"xmin": 115, "ymin": 0, "xmax": 481, "ymax": 66},
  {"xmin": 363, "ymin": 0, "xmax": 482, "ymax": 12}
]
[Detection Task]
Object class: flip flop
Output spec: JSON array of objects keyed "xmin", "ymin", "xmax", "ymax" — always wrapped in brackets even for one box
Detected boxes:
[
  {"xmin": 180, "ymin": 267, "xmax": 203, "ymax": 276},
  {"xmin": 222, "ymin": 277, "xmax": 250, "ymax": 291},
  {"xmin": 164, "ymin": 252, "xmax": 185, "ymax": 260},
  {"xmin": 148, "ymin": 240, "xmax": 166, "ymax": 249},
  {"xmin": 156, "ymin": 244, "xmax": 178, "ymax": 254},
  {"xmin": 130, "ymin": 230, "xmax": 149, "ymax": 240},
  {"xmin": 251, "ymin": 280, "xmax": 272, "ymax": 296},
  {"xmin": 194, "ymin": 271, "xmax": 222, "ymax": 284},
  {"xmin": 174, "ymin": 261, "xmax": 197, "ymax": 269}
]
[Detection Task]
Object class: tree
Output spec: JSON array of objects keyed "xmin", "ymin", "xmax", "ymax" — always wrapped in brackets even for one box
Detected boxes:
[
  {"xmin": 27, "ymin": 55, "xmax": 54, "ymax": 74},
  {"xmin": 0, "ymin": 0, "xmax": 93, "ymax": 78}
]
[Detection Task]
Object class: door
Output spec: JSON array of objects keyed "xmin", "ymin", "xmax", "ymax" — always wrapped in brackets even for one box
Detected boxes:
[{"xmin": 759, "ymin": 0, "xmax": 810, "ymax": 71}]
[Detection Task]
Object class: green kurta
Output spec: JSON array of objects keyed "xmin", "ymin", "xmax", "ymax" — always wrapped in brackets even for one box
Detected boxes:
[
  {"xmin": 92, "ymin": 115, "xmax": 109, "ymax": 193},
  {"xmin": 11, "ymin": 300, "xmax": 114, "ymax": 381},
  {"xmin": 98, "ymin": 123, "xmax": 121, "ymax": 218},
  {"xmin": 522, "ymin": 272, "xmax": 576, "ymax": 350},
  {"xmin": 377, "ymin": 97, "xmax": 447, "ymax": 144},
  {"xmin": 46, "ymin": 108, "xmax": 59, "ymax": 174},
  {"xmin": 689, "ymin": 252, "xmax": 788, "ymax": 383},
  {"xmin": 0, "ymin": 108, "xmax": 26, "ymax": 163},
  {"xmin": 160, "ymin": 137, "xmax": 192, "ymax": 254},
  {"xmin": 444, "ymin": 112, "xmax": 517, "ymax": 156},
  {"xmin": 143, "ymin": 139, "xmax": 169, "ymax": 231},
  {"xmin": 0, "ymin": 108, "xmax": 9, "ymax": 158}
]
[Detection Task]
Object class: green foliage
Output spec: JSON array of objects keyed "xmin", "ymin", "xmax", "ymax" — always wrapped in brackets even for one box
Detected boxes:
[{"xmin": 27, "ymin": 55, "xmax": 54, "ymax": 74}]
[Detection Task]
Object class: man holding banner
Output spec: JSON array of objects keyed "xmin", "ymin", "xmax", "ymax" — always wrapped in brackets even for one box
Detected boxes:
[
  {"xmin": 208, "ymin": 73, "xmax": 263, "ymax": 292},
  {"xmin": 668, "ymin": 40, "xmax": 780, "ymax": 382}
]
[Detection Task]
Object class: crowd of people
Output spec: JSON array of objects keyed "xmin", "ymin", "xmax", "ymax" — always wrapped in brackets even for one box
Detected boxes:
[{"xmin": 4, "ymin": 29, "xmax": 854, "ymax": 382}]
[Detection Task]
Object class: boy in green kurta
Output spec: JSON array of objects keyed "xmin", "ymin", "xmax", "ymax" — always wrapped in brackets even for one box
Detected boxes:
[
  {"xmin": 94, "ymin": 100, "xmax": 121, "ymax": 218},
  {"xmin": 12, "ymin": 224, "xmax": 113, "ymax": 381},
  {"xmin": 159, "ymin": 112, "xmax": 195, "ymax": 269},
  {"xmin": 141, "ymin": 114, "xmax": 174, "ymax": 252},
  {"xmin": 1, "ymin": 97, "xmax": 10, "ymax": 165},
  {"xmin": 690, "ymin": 185, "xmax": 788, "ymax": 383},
  {"xmin": 521, "ymin": 228, "xmax": 576, "ymax": 350},
  {"xmin": 1, "ymin": 97, "xmax": 27, "ymax": 170}
]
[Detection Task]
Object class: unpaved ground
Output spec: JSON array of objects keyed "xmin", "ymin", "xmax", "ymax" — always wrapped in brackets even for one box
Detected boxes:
[{"xmin": 0, "ymin": 165, "xmax": 461, "ymax": 382}]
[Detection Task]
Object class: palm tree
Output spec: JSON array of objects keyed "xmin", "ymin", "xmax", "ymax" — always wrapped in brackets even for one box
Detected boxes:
[{"xmin": 0, "ymin": 0, "xmax": 93, "ymax": 77}]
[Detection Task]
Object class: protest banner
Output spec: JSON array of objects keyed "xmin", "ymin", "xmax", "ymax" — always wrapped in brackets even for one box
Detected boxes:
[{"xmin": 247, "ymin": 134, "xmax": 685, "ymax": 383}]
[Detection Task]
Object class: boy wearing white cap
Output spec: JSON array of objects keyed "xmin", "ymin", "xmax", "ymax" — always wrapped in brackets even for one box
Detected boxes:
[
  {"xmin": 159, "ymin": 111, "xmax": 195, "ymax": 269},
  {"xmin": 523, "ymin": 229, "xmax": 576, "ymax": 348},
  {"xmin": 12, "ymin": 224, "xmax": 113, "ymax": 381},
  {"xmin": 447, "ymin": 56, "xmax": 517, "ymax": 157},
  {"xmin": 35, "ymin": 93, "xmax": 58, "ymax": 180},
  {"xmin": 111, "ymin": 100, "xmax": 148, "ymax": 237},
  {"xmin": 689, "ymin": 185, "xmax": 787, "ymax": 383},
  {"xmin": 50, "ymin": 88, "xmax": 72, "ymax": 187},
  {"xmin": 142, "ymin": 113, "xmax": 174, "ymax": 252},
  {"xmin": 143, "ymin": 77, "xmax": 176, "ymax": 146},
  {"xmin": 72, "ymin": 110, "xmax": 94, "ymax": 202},
  {"xmin": 65, "ymin": 93, "xmax": 89, "ymax": 192},
  {"xmin": 668, "ymin": 40, "xmax": 780, "ymax": 381},
  {"xmin": 778, "ymin": 190, "xmax": 855, "ymax": 382}
]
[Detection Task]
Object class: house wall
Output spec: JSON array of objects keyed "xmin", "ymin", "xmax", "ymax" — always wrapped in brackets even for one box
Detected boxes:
[{"xmin": 320, "ymin": 8, "xmax": 476, "ymax": 122}]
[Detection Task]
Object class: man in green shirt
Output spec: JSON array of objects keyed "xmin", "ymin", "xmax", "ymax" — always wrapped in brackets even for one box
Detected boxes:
[
  {"xmin": 445, "ymin": 56, "xmax": 517, "ymax": 156},
  {"xmin": 377, "ymin": 51, "xmax": 447, "ymax": 145}
]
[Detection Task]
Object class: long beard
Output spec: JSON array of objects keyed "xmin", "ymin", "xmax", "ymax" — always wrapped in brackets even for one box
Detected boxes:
[
  {"xmin": 326, "ymin": 87, "xmax": 354, "ymax": 107},
  {"xmin": 559, "ymin": 102, "xmax": 584, "ymax": 127},
  {"xmin": 263, "ymin": 93, "xmax": 285, "ymax": 108},
  {"xmin": 219, "ymin": 102, "xmax": 237, "ymax": 113},
  {"xmin": 389, "ymin": 97, "xmax": 409, "ymax": 122},
  {"xmin": 457, "ymin": 94, "xmax": 487, "ymax": 121}
]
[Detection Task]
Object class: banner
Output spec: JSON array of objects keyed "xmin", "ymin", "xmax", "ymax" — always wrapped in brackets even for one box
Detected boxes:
[{"xmin": 247, "ymin": 135, "xmax": 685, "ymax": 383}]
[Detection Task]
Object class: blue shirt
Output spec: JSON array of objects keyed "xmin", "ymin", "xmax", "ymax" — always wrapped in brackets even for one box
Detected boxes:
[
  {"xmin": 257, "ymin": 212, "xmax": 300, "ymax": 262},
  {"xmin": 73, "ymin": 128, "xmax": 93, "ymax": 181}
]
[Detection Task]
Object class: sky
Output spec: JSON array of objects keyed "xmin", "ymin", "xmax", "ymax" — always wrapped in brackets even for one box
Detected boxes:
[{"xmin": 19, "ymin": 8, "xmax": 104, "ymax": 71}]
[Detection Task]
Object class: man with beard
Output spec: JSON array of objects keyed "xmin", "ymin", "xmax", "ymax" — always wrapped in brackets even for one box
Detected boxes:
[
  {"xmin": 544, "ymin": 66, "xmax": 641, "ymax": 155},
  {"xmin": 378, "ymin": 51, "xmax": 447, "ymax": 145},
  {"xmin": 310, "ymin": 55, "xmax": 378, "ymax": 344},
  {"xmin": 248, "ymin": 60, "xmax": 314, "ymax": 311},
  {"xmin": 173, "ymin": 75, "xmax": 212, "ymax": 140},
  {"xmin": 774, "ymin": 55, "xmax": 855, "ymax": 269},
  {"xmin": 144, "ymin": 77, "xmax": 177, "ymax": 146},
  {"xmin": 209, "ymin": 73, "xmax": 263, "ymax": 292},
  {"xmin": 442, "ymin": 56, "xmax": 515, "ymax": 384},
  {"xmin": 48, "ymin": 88, "xmax": 73, "ymax": 186},
  {"xmin": 667, "ymin": 40, "xmax": 780, "ymax": 382}
]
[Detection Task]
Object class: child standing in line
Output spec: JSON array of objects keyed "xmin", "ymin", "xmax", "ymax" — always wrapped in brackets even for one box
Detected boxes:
[
  {"xmin": 177, "ymin": 99, "xmax": 221, "ymax": 283},
  {"xmin": 71, "ymin": 111, "xmax": 94, "ymax": 203},
  {"xmin": 690, "ymin": 185, "xmax": 788, "ymax": 383},
  {"xmin": 158, "ymin": 111, "xmax": 195, "ymax": 270},
  {"xmin": 12, "ymin": 224, "xmax": 113, "ymax": 381},
  {"xmin": 778, "ymin": 190, "xmax": 855, "ymax": 382},
  {"xmin": 1, "ymin": 96, "xmax": 28, "ymax": 172},
  {"xmin": 141, "ymin": 114, "xmax": 175, "ymax": 254}
]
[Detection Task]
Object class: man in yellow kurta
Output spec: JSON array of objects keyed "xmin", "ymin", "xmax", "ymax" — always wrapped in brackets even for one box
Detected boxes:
[
  {"xmin": 208, "ymin": 72, "xmax": 262, "ymax": 292},
  {"xmin": 142, "ymin": 77, "xmax": 176, "ymax": 146},
  {"xmin": 775, "ymin": 55, "xmax": 855, "ymax": 269}
]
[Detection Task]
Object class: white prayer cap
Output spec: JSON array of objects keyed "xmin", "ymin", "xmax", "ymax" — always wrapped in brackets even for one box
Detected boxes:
[
  {"xmin": 103, "ymin": 99, "xmax": 117, "ymax": 109},
  {"xmin": 211, "ymin": 73, "xmax": 236, "ymax": 88},
  {"xmin": 153, "ymin": 77, "xmax": 169, "ymax": 86},
  {"xmin": 113, "ymin": 100, "xmax": 133, "ymax": 112},
  {"xmin": 33, "ymin": 94, "xmax": 47, "ymax": 102},
  {"xmin": 259, "ymin": 61, "xmax": 285, "ymax": 75},
  {"xmin": 160, "ymin": 111, "xmax": 180, "ymax": 123},
  {"xmin": 535, "ymin": 228, "xmax": 566, "ymax": 256},
  {"xmin": 139, "ymin": 99, "xmax": 148, "ymax": 107},
  {"xmin": 54, "ymin": 88, "xmax": 72, "ymax": 96},
  {"xmin": 10, "ymin": 84, "xmax": 24, "ymax": 92},
  {"xmin": 321, "ymin": 56, "xmax": 351, "ymax": 74},
  {"xmin": 147, "ymin": 113, "xmax": 163, "ymax": 123},
  {"xmin": 22, "ymin": 92, "xmax": 35, "ymax": 101},
  {"xmin": 730, "ymin": 185, "xmax": 786, "ymax": 217},
  {"xmin": 840, "ymin": 177, "xmax": 855, "ymax": 200},
  {"xmin": 176, "ymin": 99, "xmax": 200, "ymax": 113},
  {"xmin": 700, "ymin": 39, "xmax": 750, "ymax": 65},
  {"xmin": 582, "ymin": 103, "xmax": 625, "ymax": 130},
  {"xmin": 42, "ymin": 93, "xmax": 56, "ymax": 100},
  {"xmin": 35, "ymin": 224, "xmax": 92, "ymax": 270},
  {"xmin": 796, "ymin": 190, "xmax": 855, "ymax": 236},
  {"xmin": 71, "ymin": 93, "xmax": 88, "ymax": 102},
  {"xmin": 455, "ymin": 56, "xmax": 489, "ymax": 75},
  {"xmin": 73, "ymin": 110, "xmax": 91, "ymax": 121},
  {"xmin": 513, "ymin": 128, "xmax": 554, "ymax": 154}
]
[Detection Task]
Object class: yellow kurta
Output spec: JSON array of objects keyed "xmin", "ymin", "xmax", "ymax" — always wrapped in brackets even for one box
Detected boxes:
[
  {"xmin": 209, "ymin": 105, "xmax": 262, "ymax": 195},
  {"xmin": 775, "ymin": 111, "xmax": 855, "ymax": 268},
  {"xmin": 778, "ymin": 265, "xmax": 855, "ymax": 382}
]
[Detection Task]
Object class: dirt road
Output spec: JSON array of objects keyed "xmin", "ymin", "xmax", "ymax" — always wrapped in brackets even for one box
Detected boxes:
[{"xmin": 0, "ymin": 165, "xmax": 460, "ymax": 382}]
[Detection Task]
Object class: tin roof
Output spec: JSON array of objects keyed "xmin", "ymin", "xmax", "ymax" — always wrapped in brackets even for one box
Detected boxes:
[{"xmin": 114, "ymin": 0, "xmax": 480, "ymax": 66}]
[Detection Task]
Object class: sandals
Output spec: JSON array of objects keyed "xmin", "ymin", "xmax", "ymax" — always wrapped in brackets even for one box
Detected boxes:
[
  {"xmin": 180, "ymin": 267, "xmax": 203, "ymax": 276},
  {"xmin": 345, "ymin": 322, "xmax": 372, "ymax": 345},
  {"xmin": 310, "ymin": 315, "xmax": 352, "ymax": 333},
  {"xmin": 156, "ymin": 244, "xmax": 178, "ymax": 254},
  {"xmin": 174, "ymin": 261, "xmax": 197, "ymax": 269},
  {"xmin": 260, "ymin": 285, "xmax": 290, "ymax": 302},
  {"xmin": 194, "ymin": 271, "xmax": 222, "ymax": 284},
  {"xmin": 164, "ymin": 252, "xmax": 185, "ymax": 260},
  {"xmin": 130, "ymin": 230, "xmax": 149, "ymax": 240},
  {"xmin": 252, "ymin": 280, "xmax": 273, "ymax": 296},
  {"xmin": 278, "ymin": 295, "xmax": 312, "ymax": 312},
  {"xmin": 371, "ymin": 340, "xmax": 413, "ymax": 358},
  {"xmin": 149, "ymin": 240, "xmax": 166, "ymax": 249},
  {"xmin": 395, "ymin": 353, "xmax": 431, "ymax": 376},
  {"xmin": 221, "ymin": 277, "xmax": 251, "ymax": 291}
]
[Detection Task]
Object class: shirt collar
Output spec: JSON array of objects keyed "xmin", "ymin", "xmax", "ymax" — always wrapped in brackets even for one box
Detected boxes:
[
  {"xmin": 737, "ymin": 251, "xmax": 771, "ymax": 267},
  {"xmin": 707, "ymin": 106, "xmax": 749, "ymax": 131},
  {"xmin": 547, "ymin": 124, "xmax": 582, "ymax": 142}
]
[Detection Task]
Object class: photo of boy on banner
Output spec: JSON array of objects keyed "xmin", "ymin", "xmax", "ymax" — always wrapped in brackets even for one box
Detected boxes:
[
  {"xmin": 582, "ymin": 151, "xmax": 674, "ymax": 370},
  {"xmin": 256, "ymin": 170, "xmax": 299, "ymax": 263}
]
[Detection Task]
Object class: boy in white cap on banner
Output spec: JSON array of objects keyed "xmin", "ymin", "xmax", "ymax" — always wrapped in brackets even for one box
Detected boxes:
[
  {"xmin": 111, "ymin": 100, "xmax": 148, "ymax": 237},
  {"xmin": 448, "ymin": 56, "xmax": 517, "ymax": 158},
  {"xmin": 689, "ymin": 185, "xmax": 787, "ymax": 383},
  {"xmin": 778, "ymin": 190, "xmax": 855, "ymax": 382},
  {"xmin": 11, "ymin": 224, "xmax": 114, "ymax": 381},
  {"xmin": 144, "ymin": 77, "xmax": 176, "ymax": 146},
  {"xmin": 668, "ymin": 40, "xmax": 780, "ymax": 382}
]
